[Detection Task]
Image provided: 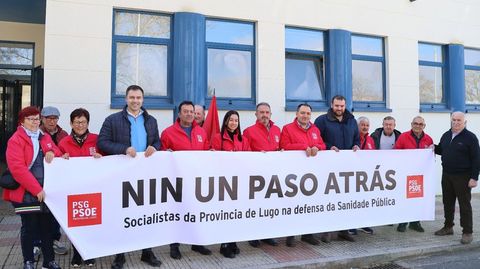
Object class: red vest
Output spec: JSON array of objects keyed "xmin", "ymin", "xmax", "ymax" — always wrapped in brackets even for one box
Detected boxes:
[
  {"xmin": 58, "ymin": 133, "xmax": 101, "ymax": 157},
  {"xmin": 394, "ymin": 130, "xmax": 433, "ymax": 149}
]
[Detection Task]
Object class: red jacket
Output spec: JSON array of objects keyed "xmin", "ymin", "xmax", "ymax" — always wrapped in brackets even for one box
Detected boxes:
[
  {"xmin": 243, "ymin": 120, "xmax": 281, "ymax": 151},
  {"xmin": 4, "ymin": 127, "xmax": 62, "ymax": 203},
  {"xmin": 161, "ymin": 119, "xmax": 209, "ymax": 150},
  {"xmin": 280, "ymin": 119, "xmax": 326, "ymax": 150},
  {"xmin": 394, "ymin": 130, "xmax": 433, "ymax": 149},
  {"xmin": 58, "ymin": 133, "xmax": 101, "ymax": 157},
  {"xmin": 360, "ymin": 133, "xmax": 376, "ymax": 150},
  {"xmin": 211, "ymin": 131, "xmax": 250, "ymax": 151}
]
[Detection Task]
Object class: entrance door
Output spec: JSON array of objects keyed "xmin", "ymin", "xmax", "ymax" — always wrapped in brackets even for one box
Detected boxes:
[{"xmin": 0, "ymin": 78, "xmax": 33, "ymax": 162}]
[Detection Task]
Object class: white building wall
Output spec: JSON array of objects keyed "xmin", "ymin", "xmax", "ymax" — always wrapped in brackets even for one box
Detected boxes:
[{"xmin": 43, "ymin": 0, "xmax": 480, "ymax": 192}]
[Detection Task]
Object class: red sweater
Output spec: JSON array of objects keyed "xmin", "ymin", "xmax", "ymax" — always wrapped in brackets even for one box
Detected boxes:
[
  {"xmin": 4, "ymin": 127, "xmax": 62, "ymax": 203},
  {"xmin": 161, "ymin": 119, "xmax": 209, "ymax": 150},
  {"xmin": 243, "ymin": 120, "xmax": 281, "ymax": 152},
  {"xmin": 211, "ymin": 131, "xmax": 250, "ymax": 151},
  {"xmin": 360, "ymin": 133, "xmax": 376, "ymax": 150},
  {"xmin": 280, "ymin": 120, "xmax": 326, "ymax": 150},
  {"xmin": 394, "ymin": 130, "xmax": 433, "ymax": 149},
  {"xmin": 58, "ymin": 133, "xmax": 101, "ymax": 157}
]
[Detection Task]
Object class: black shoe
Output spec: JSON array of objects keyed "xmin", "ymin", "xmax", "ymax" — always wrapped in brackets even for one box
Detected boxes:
[
  {"xmin": 249, "ymin": 240, "xmax": 260, "ymax": 247},
  {"xmin": 261, "ymin": 238, "xmax": 278, "ymax": 246},
  {"xmin": 320, "ymin": 232, "xmax": 331, "ymax": 243},
  {"xmin": 24, "ymin": 261, "xmax": 35, "ymax": 269},
  {"xmin": 231, "ymin": 242, "xmax": 240, "ymax": 255},
  {"xmin": 338, "ymin": 231, "xmax": 355, "ymax": 242},
  {"xmin": 434, "ymin": 226, "xmax": 454, "ymax": 236},
  {"xmin": 71, "ymin": 254, "xmax": 82, "ymax": 267},
  {"xmin": 170, "ymin": 246, "xmax": 182, "ymax": 260},
  {"xmin": 141, "ymin": 250, "xmax": 161, "ymax": 267},
  {"xmin": 397, "ymin": 223, "xmax": 407, "ymax": 232},
  {"xmin": 42, "ymin": 261, "xmax": 61, "ymax": 269},
  {"xmin": 408, "ymin": 222, "xmax": 425, "ymax": 232},
  {"xmin": 111, "ymin": 254, "xmax": 126, "ymax": 269},
  {"xmin": 301, "ymin": 234, "xmax": 320, "ymax": 245},
  {"xmin": 220, "ymin": 243, "xmax": 235, "ymax": 258},
  {"xmin": 191, "ymin": 245, "xmax": 212, "ymax": 255},
  {"xmin": 286, "ymin": 236, "xmax": 296, "ymax": 247},
  {"xmin": 85, "ymin": 259, "xmax": 96, "ymax": 267}
]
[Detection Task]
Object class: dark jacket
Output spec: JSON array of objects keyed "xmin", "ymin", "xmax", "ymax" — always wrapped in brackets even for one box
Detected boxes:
[
  {"xmin": 370, "ymin": 127, "xmax": 401, "ymax": 149},
  {"xmin": 314, "ymin": 108, "xmax": 359, "ymax": 150},
  {"xmin": 435, "ymin": 128, "xmax": 480, "ymax": 180},
  {"xmin": 97, "ymin": 106, "xmax": 161, "ymax": 155}
]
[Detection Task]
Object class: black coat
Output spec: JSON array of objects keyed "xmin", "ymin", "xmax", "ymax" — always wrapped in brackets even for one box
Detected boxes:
[{"xmin": 97, "ymin": 106, "xmax": 161, "ymax": 155}]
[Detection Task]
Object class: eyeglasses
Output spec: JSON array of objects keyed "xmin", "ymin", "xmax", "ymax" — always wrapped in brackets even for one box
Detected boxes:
[
  {"xmin": 25, "ymin": 117, "xmax": 40, "ymax": 122},
  {"xmin": 412, "ymin": 122, "xmax": 425, "ymax": 126},
  {"xmin": 73, "ymin": 120, "xmax": 88, "ymax": 126},
  {"xmin": 45, "ymin": 116, "xmax": 59, "ymax": 121}
]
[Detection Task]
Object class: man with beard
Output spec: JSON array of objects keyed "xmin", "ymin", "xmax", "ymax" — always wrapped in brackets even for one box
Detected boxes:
[
  {"xmin": 243, "ymin": 102, "xmax": 281, "ymax": 247},
  {"xmin": 314, "ymin": 95, "xmax": 359, "ymax": 243}
]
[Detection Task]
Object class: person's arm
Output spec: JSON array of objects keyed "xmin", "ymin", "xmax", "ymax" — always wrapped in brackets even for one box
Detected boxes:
[
  {"xmin": 97, "ymin": 116, "xmax": 129, "ymax": 155},
  {"xmin": 469, "ymin": 134, "xmax": 480, "ymax": 181},
  {"xmin": 314, "ymin": 116, "xmax": 331, "ymax": 150},
  {"xmin": 434, "ymin": 134, "xmax": 445, "ymax": 155},
  {"xmin": 6, "ymin": 137, "xmax": 42, "ymax": 196}
]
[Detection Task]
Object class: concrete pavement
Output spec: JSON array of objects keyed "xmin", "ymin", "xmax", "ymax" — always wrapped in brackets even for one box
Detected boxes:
[{"xmin": 0, "ymin": 193, "xmax": 479, "ymax": 269}]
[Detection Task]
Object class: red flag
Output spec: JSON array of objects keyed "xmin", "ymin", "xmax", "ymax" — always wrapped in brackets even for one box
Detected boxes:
[{"xmin": 203, "ymin": 95, "xmax": 220, "ymax": 143}]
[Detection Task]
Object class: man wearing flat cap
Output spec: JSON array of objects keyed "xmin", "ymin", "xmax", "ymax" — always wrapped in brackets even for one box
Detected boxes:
[
  {"xmin": 40, "ymin": 106, "xmax": 68, "ymax": 146},
  {"xmin": 37, "ymin": 106, "xmax": 69, "ymax": 256}
]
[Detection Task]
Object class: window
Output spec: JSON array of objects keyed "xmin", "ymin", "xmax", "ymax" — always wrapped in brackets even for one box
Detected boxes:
[
  {"xmin": 285, "ymin": 27, "xmax": 325, "ymax": 110},
  {"xmin": 418, "ymin": 43, "xmax": 445, "ymax": 109},
  {"xmin": 465, "ymin": 48, "xmax": 480, "ymax": 110},
  {"xmin": 351, "ymin": 35, "xmax": 386, "ymax": 109},
  {"xmin": 0, "ymin": 41, "xmax": 34, "ymax": 79},
  {"xmin": 111, "ymin": 10, "xmax": 172, "ymax": 108},
  {"xmin": 206, "ymin": 19, "xmax": 255, "ymax": 109}
]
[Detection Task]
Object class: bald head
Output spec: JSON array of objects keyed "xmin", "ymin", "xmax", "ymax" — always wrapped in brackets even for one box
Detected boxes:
[{"xmin": 451, "ymin": 111, "xmax": 466, "ymax": 133}]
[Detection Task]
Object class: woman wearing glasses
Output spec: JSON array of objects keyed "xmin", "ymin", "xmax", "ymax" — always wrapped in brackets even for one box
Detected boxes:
[
  {"xmin": 4, "ymin": 106, "xmax": 62, "ymax": 269},
  {"xmin": 58, "ymin": 108, "xmax": 101, "ymax": 267}
]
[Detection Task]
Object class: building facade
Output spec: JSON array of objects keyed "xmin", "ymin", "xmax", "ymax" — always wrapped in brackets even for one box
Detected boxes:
[{"xmin": 1, "ymin": 0, "xmax": 480, "ymax": 191}]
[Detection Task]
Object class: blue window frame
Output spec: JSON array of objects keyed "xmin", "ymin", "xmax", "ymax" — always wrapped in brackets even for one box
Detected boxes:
[
  {"xmin": 285, "ymin": 27, "xmax": 326, "ymax": 111},
  {"xmin": 418, "ymin": 42, "xmax": 447, "ymax": 111},
  {"xmin": 205, "ymin": 19, "xmax": 255, "ymax": 109},
  {"xmin": 465, "ymin": 48, "xmax": 480, "ymax": 111},
  {"xmin": 111, "ymin": 9, "xmax": 173, "ymax": 109},
  {"xmin": 351, "ymin": 34, "xmax": 387, "ymax": 111}
]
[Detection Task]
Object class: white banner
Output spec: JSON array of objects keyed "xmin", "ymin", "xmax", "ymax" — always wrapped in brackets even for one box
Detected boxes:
[{"xmin": 44, "ymin": 149, "xmax": 436, "ymax": 259}]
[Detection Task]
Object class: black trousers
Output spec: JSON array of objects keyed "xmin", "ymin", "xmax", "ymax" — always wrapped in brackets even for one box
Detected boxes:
[
  {"xmin": 441, "ymin": 172, "xmax": 473, "ymax": 234},
  {"xmin": 20, "ymin": 212, "xmax": 55, "ymax": 265}
]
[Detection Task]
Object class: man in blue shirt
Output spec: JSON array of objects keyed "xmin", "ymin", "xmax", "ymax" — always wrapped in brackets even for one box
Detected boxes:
[{"xmin": 98, "ymin": 85, "xmax": 161, "ymax": 269}]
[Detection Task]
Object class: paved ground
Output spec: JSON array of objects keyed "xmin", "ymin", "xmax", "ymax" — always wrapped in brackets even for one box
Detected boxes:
[{"xmin": 1, "ymin": 192, "xmax": 479, "ymax": 269}]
